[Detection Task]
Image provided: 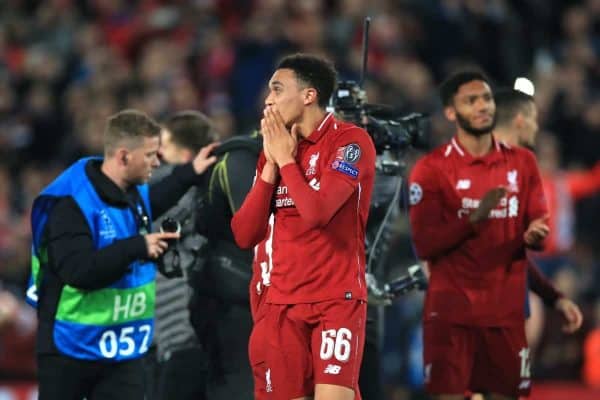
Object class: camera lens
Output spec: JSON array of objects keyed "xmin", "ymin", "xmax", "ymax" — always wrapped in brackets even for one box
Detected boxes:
[{"xmin": 160, "ymin": 218, "xmax": 181, "ymax": 234}]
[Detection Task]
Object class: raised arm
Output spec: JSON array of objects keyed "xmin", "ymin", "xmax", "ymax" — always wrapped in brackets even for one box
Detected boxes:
[{"xmin": 231, "ymin": 153, "xmax": 275, "ymax": 248}]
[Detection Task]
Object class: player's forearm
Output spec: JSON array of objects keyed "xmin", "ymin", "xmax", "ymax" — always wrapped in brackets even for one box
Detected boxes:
[
  {"xmin": 528, "ymin": 260, "xmax": 563, "ymax": 307},
  {"xmin": 409, "ymin": 215, "xmax": 476, "ymax": 260},
  {"xmin": 231, "ymin": 178, "xmax": 274, "ymax": 248},
  {"xmin": 279, "ymin": 163, "xmax": 353, "ymax": 229}
]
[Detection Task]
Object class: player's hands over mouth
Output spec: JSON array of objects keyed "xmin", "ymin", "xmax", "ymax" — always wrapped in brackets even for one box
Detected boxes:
[
  {"xmin": 555, "ymin": 297, "xmax": 583, "ymax": 333},
  {"xmin": 524, "ymin": 215, "xmax": 549, "ymax": 247},
  {"xmin": 261, "ymin": 106, "xmax": 298, "ymax": 167},
  {"xmin": 469, "ymin": 187, "xmax": 506, "ymax": 224}
]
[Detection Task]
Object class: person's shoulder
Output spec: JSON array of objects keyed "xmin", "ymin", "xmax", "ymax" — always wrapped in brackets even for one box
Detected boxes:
[
  {"xmin": 327, "ymin": 119, "xmax": 375, "ymax": 153},
  {"xmin": 51, "ymin": 196, "xmax": 79, "ymax": 214},
  {"xmin": 46, "ymin": 196, "xmax": 85, "ymax": 232},
  {"xmin": 499, "ymin": 141, "xmax": 538, "ymax": 165},
  {"xmin": 331, "ymin": 119, "xmax": 370, "ymax": 138}
]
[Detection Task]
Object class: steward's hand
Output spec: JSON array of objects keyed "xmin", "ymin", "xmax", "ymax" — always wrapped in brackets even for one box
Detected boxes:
[{"xmin": 144, "ymin": 232, "xmax": 180, "ymax": 259}]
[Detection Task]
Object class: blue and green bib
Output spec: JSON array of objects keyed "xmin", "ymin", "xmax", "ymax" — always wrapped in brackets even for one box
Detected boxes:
[{"xmin": 27, "ymin": 157, "xmax": 156, "ymax": 361}]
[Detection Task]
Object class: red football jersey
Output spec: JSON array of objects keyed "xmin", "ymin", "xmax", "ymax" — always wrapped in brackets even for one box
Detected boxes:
[
  {"xmin": 409, "ymin": 137, "xmax": 548, "ymax": 326},
  {"xmin": 232, "ymin": 113, "xmax": 376, "ymax": 304},
  {"xmin": 249, "ymin": 216, "xmax": 273, "ymax": 321}
]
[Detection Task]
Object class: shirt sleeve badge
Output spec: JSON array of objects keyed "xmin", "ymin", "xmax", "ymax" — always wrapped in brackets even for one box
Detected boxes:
[
  {"xmin": 409, "ymin": 182, "xmax": 423, "ymax": 205},
  {"xmin": 331, "ymin": 143, "xmax": 362, "ymax": 179}
]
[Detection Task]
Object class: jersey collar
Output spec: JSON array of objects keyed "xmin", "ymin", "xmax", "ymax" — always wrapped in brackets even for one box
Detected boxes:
[
  {"xmin": 305, "ymin": 112, "xmax": 335, "ymax": 143},
  {"xmin": 448, "ymin": 135, "xmax": 503, "ymax": 165}
]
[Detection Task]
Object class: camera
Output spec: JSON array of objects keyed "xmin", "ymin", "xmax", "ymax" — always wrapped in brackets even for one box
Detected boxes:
[
  {"xmin": 384, "ymin": 264, "xmax": 427, "ymax": 297},
  {"xmin": 158, "ymin": 217, "xmax": 182, "ymax": 278},
  {"xmin": 366, "ymin": 264, "xmax": 427, "ymax": 305},
  {"xmin": 160, "ymin": 217, "xmax": 181, "ymax": 234},
  {"xmin": 329, "ymin": 81, "xmax": 430, "ymax": 156}
]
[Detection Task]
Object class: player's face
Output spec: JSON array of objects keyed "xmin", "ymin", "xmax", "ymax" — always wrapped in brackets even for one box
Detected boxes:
[
  {"xmin": 264, "ymin": 68, "xmax": 306, "ymax": 128},
  {"xmin": 448, "ymin": 80, "xmax": 496, "ymax": 136},
  {"xmin": 159, "ymin": 128, "xmax": 185, "ymax": 164},
  {"xmin": 125, "ymin": 136, "xmax": 161, "ymax": 185},
  {"xmin": 517, "ymin": 102, "xmax": 539, "ymax": 149}
]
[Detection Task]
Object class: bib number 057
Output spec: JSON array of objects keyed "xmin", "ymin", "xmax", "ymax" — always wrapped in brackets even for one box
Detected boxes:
[{"xmin": 99, "ymin": 324, "xmax": 151, "ymax": 358}]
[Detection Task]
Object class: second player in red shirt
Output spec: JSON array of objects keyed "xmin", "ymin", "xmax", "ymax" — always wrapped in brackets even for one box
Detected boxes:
[{"xmin": 409, "ymin": 70, "xmax": 549, "ymax": 399}]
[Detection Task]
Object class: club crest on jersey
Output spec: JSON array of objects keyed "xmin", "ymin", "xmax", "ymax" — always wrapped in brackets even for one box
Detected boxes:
[
  {"xmin": 507, "ymin": 169, "xmax": 519, "ymax": 192},
  {"xmin": 306, "ymin": 152, "xmax": 319, "ymax": 176}
]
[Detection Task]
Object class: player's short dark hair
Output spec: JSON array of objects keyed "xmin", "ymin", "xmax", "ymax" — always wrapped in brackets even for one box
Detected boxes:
[
  {"xmin": 494, "ymin": 88, "xmax": 535, "ymax": 127},
  {"xmin": 163, "ymin": 111, "xmax": 218, "ymax": 153},
  {"xmin": 277, "ymin": 53, "xmax": 337, "ymax": 108},
  {"xmin": 104, "ymin": 109, "xmax": 161, "ymax": 155},
  {"xmin": 439, "ymin": 70, "xmax": 492, "ymax": 106}
]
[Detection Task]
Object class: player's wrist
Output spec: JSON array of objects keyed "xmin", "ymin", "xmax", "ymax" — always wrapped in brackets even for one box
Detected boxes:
[
  {"xmin": 261, "ymin": 163, "xmax": 278, "ymax": 184},
  {"xmin": 277, "ymin": 156, "xmax": 296, "ymax": 168}
]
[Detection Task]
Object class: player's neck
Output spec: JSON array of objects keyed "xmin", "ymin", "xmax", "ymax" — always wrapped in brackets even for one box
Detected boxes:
[
  {"xmin": 493, "ymin": 127, "xmax": 519, "ymax": 147},
  {"xmin": 101, "ymin": 159, "xmax": 128, "ymax": 191},
  {"xmin": 295, "ymin": 107, "xmax": 328, "ymax": 139},
  {"xmin": 456, "ymin": 130, "xmax": 493, "ymax": 157}
]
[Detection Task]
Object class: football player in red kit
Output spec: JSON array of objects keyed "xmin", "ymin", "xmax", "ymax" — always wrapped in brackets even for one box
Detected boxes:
[
  {"xmin": 232, "ymin": 54, "xmax": 376, "ymax": 400},
  {"xmin": 408, "ymin": 71, "xmax": 549, "ymax": 400}
]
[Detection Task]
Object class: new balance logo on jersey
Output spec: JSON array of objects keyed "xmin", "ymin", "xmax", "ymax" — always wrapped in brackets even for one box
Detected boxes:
[
  {"xmin": 265, "ymin": 368, "xmax": 273, "ymax": 392},
  {"xmin": 324, "ymin": 364, "xmax": 342, "ymax": 375},
  {"xmin": 456, "ymin": 179, "xmax": 471, "ymax": 190}
]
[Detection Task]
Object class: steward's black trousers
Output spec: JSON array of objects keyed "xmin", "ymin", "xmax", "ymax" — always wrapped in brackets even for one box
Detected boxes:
[{"xmin": 37, "ymin": 354, "xmax": 145, "ymax": 400}]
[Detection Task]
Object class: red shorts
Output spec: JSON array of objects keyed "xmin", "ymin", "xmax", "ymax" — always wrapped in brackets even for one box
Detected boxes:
[
  {"xmin": 423, "ymin": 320, "xmax": 532, "ymax": 398},
  {"xmin": 260, "ymin": 300, "xmax": 366, "ymax": 399},
  {"xmin": 249, "ymin": 281, "xmax": 270, "ymax": 400},
  {"xmin": 249, "ymin": 311, "xmax": 269, "ymax": 400}
]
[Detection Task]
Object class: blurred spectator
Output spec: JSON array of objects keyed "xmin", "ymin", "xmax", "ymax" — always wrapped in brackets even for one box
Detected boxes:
[
  {"xmin": 583, "ymin": 300, "xmax": 600, "ymax": 388},
  {"xmin": 533, "ymin": 133, "xmax": 600, "ymax": 276}
]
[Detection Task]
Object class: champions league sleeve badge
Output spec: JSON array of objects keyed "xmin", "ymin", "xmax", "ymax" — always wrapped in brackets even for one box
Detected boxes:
[
  {"xmin": 409, "ymin": 183, "xmax": 423, "ymax": 205},
  {"xmin": 331, "ymin": 143, "xmax": 361, "ymax": 179},
  {"xmin": 343, "ymin": 143, "xmax": 361, "ymax": 164}
]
